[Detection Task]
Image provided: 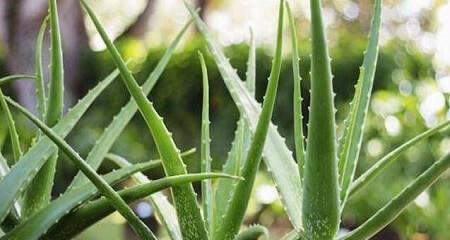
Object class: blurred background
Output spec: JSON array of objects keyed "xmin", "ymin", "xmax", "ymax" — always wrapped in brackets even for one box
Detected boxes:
[{"xmin": 0, "ymin": 0, "xmax": 450, "ymax": 239}]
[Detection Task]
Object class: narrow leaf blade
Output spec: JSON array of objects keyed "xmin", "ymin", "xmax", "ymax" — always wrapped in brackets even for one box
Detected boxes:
[
  {"xmin": 81, "ymin": 1, "xmax": 208, "ymax": 238},
  {"xmin": 341, "ymin": 153, "xmax": 450, "ymax": 240},
  {"xmin": 6, "ymin": 97, "xmax": 156, "ymax": 240},
  {"xmin": 338, "ymin": 0, "xmax": 382, "ymax": 209},
  {"xmin": 187, "ymin": 1, "xmax": 303, "ymax": 231}
]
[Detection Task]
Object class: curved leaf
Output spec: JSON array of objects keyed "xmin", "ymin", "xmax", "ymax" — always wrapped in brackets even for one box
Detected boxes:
[
  {"xmin": 214, "ymin": 1, "xmax": 284, "ymax": 239},
  {"xmin": 44, "ymin": 173, "xmax": 239, "ymax": 240},
  {"xmin": 349, "ymin": 119, "xmax": 450, "ymax": 197},
  {"xmin": 338, "ymin": 0, "xmax": 382, "ymax": 210},
  {"xmin": 198, "ymin": 52, "xmax": 213, "ymax": 235},
  {"xmin": 2, "ymin": 161, "xmax": 161, "ymax": 240},
  {"xmin": 340, "ymin": 153, "xmax": 450, "ymax": 240},
  {"xmin": 80, "ymin": 1, "xmax": 208, "ymax": 239},
  {"xmin": 0, "ymin": 75, "xmax": 36, "ymax": 86},
  {"xmin": 0, "ymin": 68, "xmax": 117, "ymax": 223},
  {"xmin": 187, "ymin": 0, "xmax": 303, "ymax": 231},
  {"xmin": 6, "ymin": 98, "xmax": 156, "ymax": 240}
]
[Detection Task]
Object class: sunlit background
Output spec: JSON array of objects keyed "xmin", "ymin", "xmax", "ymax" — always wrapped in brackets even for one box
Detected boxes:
[{"xmin": 1, "ymin": 0, "xmax": 449, "ymax": 239}]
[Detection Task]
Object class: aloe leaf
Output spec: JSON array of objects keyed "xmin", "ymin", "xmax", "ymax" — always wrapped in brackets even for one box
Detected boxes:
[
  {"xmin": 338, "ymin": 0, "xmax": 382, "ymax": 210},
  {"xmin": 186, "ymin": 1, "xmax": 303, "ymax": 231},
  {"xmin": 212, "ymin": 30, "xmax": 256, "ymax": 236},
  {"xmin": 68, "ymin": 16, "xmax": 192, "ymax": 190},
  {"xmin": 286, "ymin": 3, "xmax": 306, "ymax": 179},
  {"xmin": 0, "ymin": 89, "xmax": 22, "ymax": 162},
  {"xmin": 350, "ymin": 119, "xmax": 450, "ymax": 197},
  {"xmin": 35, "ymin": 16, "xmax": 49, "ymax": 120},
  {"xmin": 2, "ymin": 161, "xmax": 161, "ymax": 240},
  {"xmin": 214, "ymin": 1, "xmax": 284, "ymax": 239},
  {"xmin": 45, "ymin": 0, "xmax": 64, "ymax": 126},
  {"xmin": 234, "ymin": 225, "xmax": 268, "ymax": 240},
  {"xmin": 340, "ymin": 153, "xmax": 450, "ymax": 240},
  {"xmin": 302, "ymin": 0, "xmax": 340, "ymax": 238},
  {"xmin": 0, "ymin": 153, "xmax": 20, "ymax": 232},
  {"xmin": 80, "ymin": 1, "xmax": 208, "ymax": 239},
  {"xmin": 105, "ymin": 150, "xmax": 196, "ymax": 240},
  {"xmin": 198, "ymin": 52, "xmax": 214, "ymax": 235},
  {"xmin": 44, "ymin": 173, "xmax": 239, "ymax": 240},
  {"xmin": 6, "ymin": 98, "xmax": 156, "ymax": 240},
  {"xmin": 0, "ymin": 75, "xmax": 36, "ymax": 86},
  {"xmin": 23, "ymin": 0, "xmax": 65, "ymax": 217},
  {"xmin": 65, "ymin": 16, "xmax": 191, "ymax": 240},
  {"xmin": 0, "ymin": 68, "xmax": 117, "ymax": 223}
]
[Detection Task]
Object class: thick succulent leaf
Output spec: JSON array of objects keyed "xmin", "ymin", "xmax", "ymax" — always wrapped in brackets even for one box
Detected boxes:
[
  {"xmin": 44, "ymin": 173, "xmax": 239, "ymax": 240},
  {"xmin": 81, "ymin": 1, "xmax": 208, "ymax": 239},
  {"xmin": 198, "ymin": 52, "xmax": 213, "ymax": 235},
  {"xmin": 286, "ymin": 2, "xmax": 306, "ymax": 178},
  {"xmin": 214, "ymin": 1, "xmax": 284, "ymax": 239},
  {"xmin": 68, "ymin": 17, "xmax": 192, "ymax": 189},
  {"xmin": 24, "ymin": 0, "xmax": 65, "ymax": 217},
  {"xmin": 338, "ymin": 0, "xmax": 382, "ymax": 209},
  {"xmin": 0, "ymin": 68, "xmax": 117, "ymax": 223},
  {"xmin": 6, "ymin": 97, "xmax": 156, "ymax": 240},
  {"xmin": 234, "ymin": 225, "xmax": 268, "ymax": 240},
  {"xmin": 105, "ymin": 150, "xmax": 195, "ymax": 240},
  {"xmin": 187, "ymin": 1, "xmax": 303, "ymax": 231},
  {"xmin": 0, "ymin": 89, "xmax": 22, "ymax": 162},
  {"xmin": 45, "ymin": 0, "xmax": 64, "ymax": 126},
  {"xmin": 2, "ymin": 161, "xmax": 161, "ymax": 240},
  {"xmin": 350, "ymin": 119, "xmax": 450, "ymax": 197},
  {"xmin": 340, "ymin": 153, "xmax": 450, "ymax": 240},
  {"xmin": 0, "ymin": 75, "xmax": 36, "ymax": 86},
  {"xmin": 66, "ymin": 15, "xmax": 191, "ymax": 240},
  {"xmin": 302, "ymin": 0, "xmax": 340, "ymax": 238},
  {"xmin": 0, "ymin": 153, "xmax": 21, "ymax": 232},
  {"xmin": 212, "ymin": 30, "xmax": 256, "ymax": 235},
  {"xmin": 35, "ymin": 16, "xmax": 49, "ymax": 120}
]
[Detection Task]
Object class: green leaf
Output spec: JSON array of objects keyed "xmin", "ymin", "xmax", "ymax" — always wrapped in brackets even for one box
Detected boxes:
[
  {"xmin": 338, "ymin": 0, "xmax": 382, "ymax": 210},
  {"xmin": 68, "ymin": 16, "xmax": 192, "ymax": 190},
  {"xmin": 6, "ymin": 97, "xmax": 156, "ymax": 240},
  {"xmin": 212, "ymin": 30, "xmax": 256, "ymax": 236},
  {"xmin": 44, "ymin": 173, "xmax": 239, "ymax": 240},
  {"xmin": 234, "ymin": 225, "xmax": 268, "ymax": 240},
  {"xmin": 105, "ymin": 149, "xmax": 197, "ymax": 240},
  {"xmin": 198, "ymin": 52, "xmax": 214, "ymax": 236},
  {"xmin": 35, "ymin": 16, "xmax": 49, "ymax": 120},
  {"xmin": 80, "ymin": 1, "xmax": 208, "ymax": 239},
  {"xmin": 302, "ymin": 0, "xmax": 340, "ymax": 238},
  {"xmin": 0, "ymin": 75, "xmax": 36, "ymax": 86},
  {"xmin": 187, "ymin": 1, "xmax": 303, "ymax": 231},
  {"xmin": 286, "ymin": 2, "xmax": 306, "ymax": 179},
  {"xmin": 45, "ymin": 0, "xmax": 64, "ymax": 126},
  {"xmin": 0, "ymin": 68, "xmax": 117, "ymax": 223},
  {"xmin": 214, "ymin": 1, "xmax": 284, "ymax": 239},
  {"xmin": 2, "ymin": 161, "xmax": 161, "ymax": 240},
  {"xmin": 340, "ymin": 153, "xmax": 450, "ymax": 240},
  {"xmin": 0, "ymin": 89, "xmax": 22, "ymax": 162},
  {"xmin": 0, "ymin": 153, "xmax": 20, "ymax": 232},
  {"xmin": 65, "ymin": 17, "xmax": 191, "ymax": 240},
  {"xmin": 349, "ymin": 119, "xmax": 450, "ymax": 197},
  {"xmin": 24, "ymin": 0, "xmax": 65, "ymax": 217}
]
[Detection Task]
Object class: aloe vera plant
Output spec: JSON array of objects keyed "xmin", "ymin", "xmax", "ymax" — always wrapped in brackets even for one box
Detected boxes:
[{"xmin": 1, "ymin": 0, "xmax": 449, "ymax": 239}]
